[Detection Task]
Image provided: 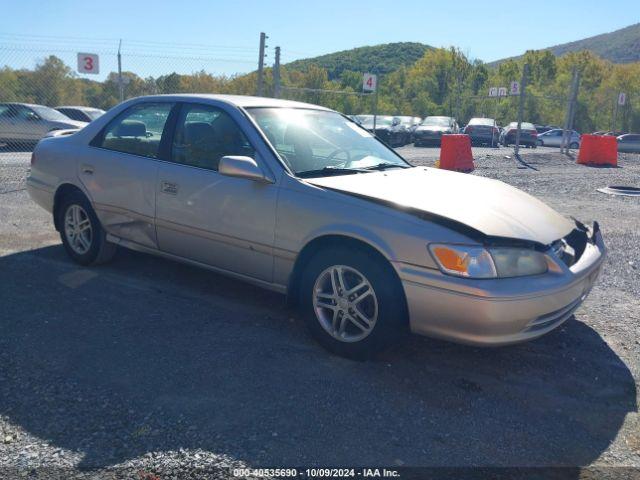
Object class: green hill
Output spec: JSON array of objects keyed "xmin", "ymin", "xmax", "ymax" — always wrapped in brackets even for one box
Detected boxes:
[
  {"xmin": 490, "ymin": 23, "xmax": 640, "ymax": 66},
  {"xmin": 285, "ymin": 42, "xmax": 432, "ymax": 80}
]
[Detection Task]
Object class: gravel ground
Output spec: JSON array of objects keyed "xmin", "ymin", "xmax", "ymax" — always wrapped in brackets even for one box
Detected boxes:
[{"xmin": 0, "ymin": 144, "xmax": 639, "ymax": 479}]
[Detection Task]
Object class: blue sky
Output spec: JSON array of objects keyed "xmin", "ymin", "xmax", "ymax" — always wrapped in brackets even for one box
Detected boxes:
[{"xmin": 1, "ymin": 0, "xmax": 637, "ymax": 78}]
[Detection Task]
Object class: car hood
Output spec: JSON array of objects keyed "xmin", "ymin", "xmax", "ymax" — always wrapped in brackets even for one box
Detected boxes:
[
  {"xmin": 306, "ymin": 167, "xmax": 574, "ymax": 245},
  {"xmin": 51, "ymin": 120, "xmax": 88, "ymax": 129}
]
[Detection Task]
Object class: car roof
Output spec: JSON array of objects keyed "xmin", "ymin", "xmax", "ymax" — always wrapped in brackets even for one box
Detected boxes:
[
  {"xmin": 56, "ymin": 105, "xmax": 104, "ymax": 111},
  {"xmin": 127, "ymin": 94, "xmax": 333, "ymax": 111},
  {"xmin": 0, "ymin": 102, "xmax": 45, "ymax": 108}
]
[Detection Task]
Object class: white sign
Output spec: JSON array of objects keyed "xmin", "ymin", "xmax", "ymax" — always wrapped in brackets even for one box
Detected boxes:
[
  {"xmin": 618, "ymin": 92, "xmax": 626, "ymax": 106},
  {"xmin": 363, "ymin": 73, "xmax": 377, "ymax": 92},
  {"xmin": 77, "ymin": 53, "xmax": 99, "ymax": 74},
  {"xmin": 498, "ymin": 87, "xmax": 508, "ymax": 97},
  {"xmin": 510, "ymin": 81, "xmax": 520, "ymax": 95},
  {"xmin": 488, "ymin": 87, "xmax": 498, "ymax": 97}
]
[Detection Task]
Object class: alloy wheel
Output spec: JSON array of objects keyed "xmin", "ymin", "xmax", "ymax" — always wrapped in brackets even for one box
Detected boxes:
[
  {"xmin": 64, "ymin": 204, "xmax": 93, "ymax": 255},
  {"xmin": 312, "ymin": 265, "xmax": 378, "ymax": 343}
]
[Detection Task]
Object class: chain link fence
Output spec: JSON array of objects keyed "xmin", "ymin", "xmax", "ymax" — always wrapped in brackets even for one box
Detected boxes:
[{"xmin": 1, "ymin": 38, "xmax": 638, "ymax": 160}]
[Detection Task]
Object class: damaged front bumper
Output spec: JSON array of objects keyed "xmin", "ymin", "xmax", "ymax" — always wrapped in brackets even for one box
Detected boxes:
[{"xmin": 395, "ymin": 222, "xmax": 606, "ymax": 346}]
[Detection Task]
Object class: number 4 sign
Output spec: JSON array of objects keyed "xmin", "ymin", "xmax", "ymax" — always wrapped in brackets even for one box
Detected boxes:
[
  {"xmin": 618, "ymin": 92, "xmax": 626, "ymax": 106},
  {"xmin": 363, "ymin": 73, "xmax": 377, "ymax": 92},
  {"xmin": 77, "ymin": 53, "xmax": 99, "ymax": 74}
]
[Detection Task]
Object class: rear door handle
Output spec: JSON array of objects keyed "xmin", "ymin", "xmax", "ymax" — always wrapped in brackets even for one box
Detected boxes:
[
  {"xmin": 161, "ymin": 181, "xmax": 178, "ymax": 195},
  {"xmin": 81, "ymin": 164, "xmax": 94, "ymax": 175}
]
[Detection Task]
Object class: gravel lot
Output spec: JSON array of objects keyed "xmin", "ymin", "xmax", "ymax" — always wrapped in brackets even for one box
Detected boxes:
[{"xmin": 0, "ymin": 144, "xmax": 639, "ymax": 479}]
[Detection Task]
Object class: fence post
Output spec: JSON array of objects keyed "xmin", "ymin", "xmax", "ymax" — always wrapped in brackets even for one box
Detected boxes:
[
  {"xmin": 117, "ymin": 40, "xmax": 124, "ymax": 102},
  {"xmin": 273, "ymin": 46, "xmax": 281, "ymax": 98},
  {"xmin": 514, "ymin": 63, "xmax": 529, "ymax": 155},
  {"xmin": 561, "ymin": 68, "xmax": 580, "ymax": 154},
  {"xmin": 257, "ymin": 32, "xmax": 267, "ymax": 96}
]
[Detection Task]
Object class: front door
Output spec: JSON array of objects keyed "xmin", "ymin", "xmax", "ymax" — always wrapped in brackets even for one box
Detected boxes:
[
  {"xmin": 155, "ymin": 102, "xmax": 277, "ymax": 282},
  {"xmin": 79, "ymin": 101, "xmax": 175, "ymax": 248}
]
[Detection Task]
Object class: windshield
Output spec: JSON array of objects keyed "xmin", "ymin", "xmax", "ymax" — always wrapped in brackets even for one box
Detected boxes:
[
  {"xmin": 397, "ymin": 116, "xmax": 414, "ymax": 126},
  {"xmin": 468, "ymin": 118, "xmax": 495, "ymax": 126},
  {"xmin": 247, "ymin": 108, "xmax": 410, "ymax": 176},
  {"xmin": 30, "ymin": 105, "xmax": 73, "ymax": 122},
  {"xmin": 86, "ymin": 108, "xmax": 105, "ymax": 120},
  {"xmin": 421, "ymin": 116, "xmax": 450, "ymax": 127},
  {"xmin": 360, "ymin": 116, "xmax": 393, "ymax": 127},
  {"xmin": 507, "ymin": 122, "xmax": 535, "ymax": 130}
]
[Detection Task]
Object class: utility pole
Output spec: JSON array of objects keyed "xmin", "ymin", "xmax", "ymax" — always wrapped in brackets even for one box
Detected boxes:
[
  {"xmin": 273, "ymin": 46, "xmax": 281, "ymax": 98},
  {"xmin": 561, "ymin": 68, "xmax": 580, "ymax": 154},
  {"xmin": 257, "ymin": 32, "xmax": 267, "ymax": 97},
  {"xmin": 117, "ymin": 39, "xmax": 124, "ymax": 102},
  {"xmin": 514, "ymin": 63, "xmax": 529, "ymax": 156},
  {"xmin": 372, "ymin": 74, "xmax": 379, "ymax": 131},
  {"xmin": 611, "ymin": 93, "xmax": 620, "ymax": 132}
]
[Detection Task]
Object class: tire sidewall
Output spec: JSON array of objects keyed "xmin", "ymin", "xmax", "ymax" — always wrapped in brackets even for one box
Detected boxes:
[
  {"xmin": 299, "ymin": 247, "xmax": 407, "ymax": 359},
  {"xmin": 58, "ymin": 192, "xmax": 104, "ymax": 266}
]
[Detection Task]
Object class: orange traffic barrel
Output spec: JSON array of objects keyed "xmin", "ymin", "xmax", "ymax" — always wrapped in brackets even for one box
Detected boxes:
[
  {"xmin": 577, "ymin": 134, "xmax": 617, "ymax": 167},
  {"xmin": 438, "ymin": 134, "xmax": 474, "ymax": 172}
]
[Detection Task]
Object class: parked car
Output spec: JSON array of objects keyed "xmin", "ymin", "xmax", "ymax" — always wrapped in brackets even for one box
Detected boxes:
[
  {"xmin": 500, "ymin": 122, "xmax": 538, "ymax": 147},
  {"xmin": 0, "ymin": 102, "xmax": 87, "ymax": 146},
  {"xmin": 617, "ymin": 133, "xmax": 640, "ymax": 153},
  {"xmin": 413, "ymin": 116, "xmax": 459, "ymax": 146},
  {"xmin": 397, "ymin": 116, "xmax": 421, "ymax": 142},
  {"xmin": 464, "ymin": 117, "xmax": 500, "ymax": 146},
  {"xmin": 537, "ymin": 129, "xmax": 581, "ymax": 148},
  {"xmin": 360, "ymin": 115, "xmax": 409, "ymax": 147},
  {"xmin": 27, "ymin": 94, "xmax": 606, "ymax": 358},
  {"xmin": 56, "ymin": 106, "xmax": 106, "ymax": 123}
]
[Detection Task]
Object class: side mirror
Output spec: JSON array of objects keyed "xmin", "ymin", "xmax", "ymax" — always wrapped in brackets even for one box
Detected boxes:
[{"xmin": 219, "ymin": 156, "xmax": 273, "ymax": 183}]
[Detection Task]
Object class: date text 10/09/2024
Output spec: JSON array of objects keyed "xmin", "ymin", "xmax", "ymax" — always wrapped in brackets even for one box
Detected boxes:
[{"xmin": 231, "ymin": 468, "xmax": 401, "ymax": 478}]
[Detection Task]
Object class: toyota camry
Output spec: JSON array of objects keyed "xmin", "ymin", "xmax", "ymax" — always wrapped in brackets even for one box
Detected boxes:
[{"xmin": 27, "ymin": 95, "xmax": 606, "ymax": 358}]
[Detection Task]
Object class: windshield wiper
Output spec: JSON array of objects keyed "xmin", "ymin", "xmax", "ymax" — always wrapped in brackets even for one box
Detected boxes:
[
  {"xmin": 297, "ymin": 166, "xmax": 369, "ymax": 178},
  {"xmin": 362, "ymin": 162, "xmax": 411, "ymax": 171}
]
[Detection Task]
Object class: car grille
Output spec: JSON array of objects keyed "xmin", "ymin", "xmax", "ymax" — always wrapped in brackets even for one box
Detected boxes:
[{"xmin": 551, "ymin": 228, "xmax": 589, "ymax": 268}]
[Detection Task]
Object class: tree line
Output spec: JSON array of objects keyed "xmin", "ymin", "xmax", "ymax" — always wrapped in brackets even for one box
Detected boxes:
[{"xmin": 1, "ymin": 47, "xmax": 638, "ymax": 132}]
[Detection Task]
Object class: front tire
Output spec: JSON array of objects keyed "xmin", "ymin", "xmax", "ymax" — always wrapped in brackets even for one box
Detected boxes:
[
  {"xmin": 299, "ymin": 246, "xmax": 408, "ymax": 359},
  {"xmin": 570, "ymin": 142, "xmax": 579, "ymax": 149},
  {"xmin": 57, "ymin": 191, "xmax": 116, "ymax": 266}
]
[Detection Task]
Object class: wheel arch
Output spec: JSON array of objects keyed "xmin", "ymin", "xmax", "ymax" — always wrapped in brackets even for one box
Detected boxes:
[
  {"xmin": 287, "ymin": 234, "xmax": 406, "ymax": 312},
  {"xmin": 52, "ymin": 183, "xmax": 89, "ymax": 231}
]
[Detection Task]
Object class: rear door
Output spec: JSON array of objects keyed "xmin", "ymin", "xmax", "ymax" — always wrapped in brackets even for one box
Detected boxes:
[
  {"xmin": 155, "ymin": 102, "xmax": 278, "ymax": 282},
  {"xmin": 544, "ymin": 130, "xmax": 563, "ymax": 147},
  {"xmin": 80, "ymin": 101, "xmax": 176, "ymax": 248},
  {"xmin": 9, "ymin": 106, "xmax": 50, "ymax": 141}
]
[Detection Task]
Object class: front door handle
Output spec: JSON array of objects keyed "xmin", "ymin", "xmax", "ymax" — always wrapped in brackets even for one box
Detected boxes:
[
  {"xmin": 81, "ymin": 164, "xmax": 94, "ymax": 175},
  {"xmin": 161, "ymin": 181, "xmax": 178, "ymax": 195}
]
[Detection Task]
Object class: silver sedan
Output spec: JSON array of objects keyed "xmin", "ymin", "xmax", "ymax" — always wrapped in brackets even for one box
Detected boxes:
[{"xmin": 27, "ymin": 95, "xmax": 606, "ymax": 358}]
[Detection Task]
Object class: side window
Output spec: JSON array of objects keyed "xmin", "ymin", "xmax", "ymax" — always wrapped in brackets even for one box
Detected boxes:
[
  {"xmin": 171, "ymin": 104, "xmax": 254, "ymax": 171},
  {"xmin": 15, "ymin": 107, "xmax": 35, "ymax": 121},
  {"xmin": 99, "ymin": 102, "xmax": 173, "ymax": 158}
]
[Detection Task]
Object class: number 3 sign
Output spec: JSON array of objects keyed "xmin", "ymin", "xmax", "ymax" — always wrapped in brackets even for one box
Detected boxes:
[{"xmin": 77, "ymin": 53, "xmax": 100, "ymax": 74}]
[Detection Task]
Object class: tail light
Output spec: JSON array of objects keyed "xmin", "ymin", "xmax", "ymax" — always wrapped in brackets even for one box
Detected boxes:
[
  {"xmin": 508, "ymin": 129, "xmax": 516, "ymax": 136},
  {"xmin": 531, "ymin": 131, "xmax": 537, "ymax": 137},
  {"xmin": 466, "ymin": 126, "xmax": 473, "ymax": 133},
  {"xmin": 492, "ymin": 127, "xmax": 499, "ymax": 134}
]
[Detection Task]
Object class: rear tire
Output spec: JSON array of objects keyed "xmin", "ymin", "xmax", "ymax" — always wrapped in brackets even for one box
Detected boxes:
[
  {"xmin": 57, "ymin": 191, "xmax": 116, "ymax": 266},
  {"xmin": 299, "ymin": 246, "xmax": 408, "ymax": 359}
]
